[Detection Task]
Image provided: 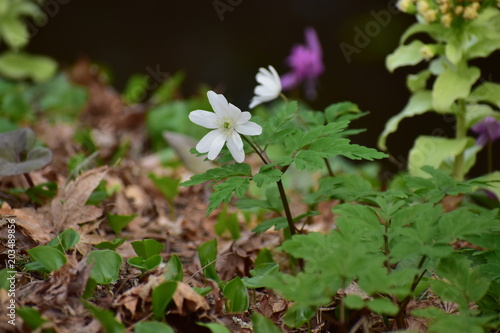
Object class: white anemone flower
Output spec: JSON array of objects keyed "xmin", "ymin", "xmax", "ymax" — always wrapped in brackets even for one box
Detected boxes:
[
  {"xmin": 249, "ymin": 65, "xmax": 282, "ymax": 109},
  {"xmin": 189, "ymin": 90, "xmax": 262, "ymax": 163}
]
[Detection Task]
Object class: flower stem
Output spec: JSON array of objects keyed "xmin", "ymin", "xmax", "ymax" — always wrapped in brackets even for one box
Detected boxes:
[
  {"xmin": 453, "ymin": 101, "xmax": 466, "ymax": 181},
  {"xmin": 280, "ymin": 93, "xmax": 289, "ymax": 103},
  {"xmin": 277, "ymin": 179, "xmax": 297, "ymax": 237},
  {"xmin": 243, "ymin": 135, "xmax": 297, "ymax": 237}
]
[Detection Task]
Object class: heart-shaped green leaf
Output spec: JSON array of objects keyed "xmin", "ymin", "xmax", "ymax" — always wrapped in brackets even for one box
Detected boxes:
[{"xmin": 0, "ymin": 128, "xmax": 52, "ymax": 176}]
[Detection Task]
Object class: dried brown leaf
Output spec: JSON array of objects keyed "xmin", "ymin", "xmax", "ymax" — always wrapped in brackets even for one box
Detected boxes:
[
  {"xmin": 0, "ymin": 202, "xmax": 52, "ymax": 243},
  {"xmin": 172, "ymin": 282, "xmax": 210, "ymax": 315},
  {"xmin": 48, "ymin": 166, "xmax": 108, "ymax": 232}
]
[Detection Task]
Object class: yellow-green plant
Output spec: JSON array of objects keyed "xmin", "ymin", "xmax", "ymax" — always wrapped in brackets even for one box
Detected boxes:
[{"xmin": 380, "ymin": 0, "xmax": 500, "ymax": 181}]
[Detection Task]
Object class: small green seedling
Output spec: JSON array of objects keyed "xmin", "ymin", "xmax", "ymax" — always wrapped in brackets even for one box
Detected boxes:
[
  {"xmin": 107, "ymin": 213, "xmax": 137, "ymax": 235},
  {"xmin": 127, "ymin": 239, "xmax": 165, "ymax": 274}
]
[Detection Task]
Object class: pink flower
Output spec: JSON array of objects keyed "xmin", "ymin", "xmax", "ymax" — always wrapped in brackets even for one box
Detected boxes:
[
  {"xmin": 281, "ymin": 27, "xmax": 325, "ymax": 100},
  {"xmin": 471, "ymin": 116, "xmax": 500, "ymax": 146}
]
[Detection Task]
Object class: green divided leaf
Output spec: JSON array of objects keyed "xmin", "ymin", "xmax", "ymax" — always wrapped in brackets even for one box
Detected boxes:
[
  {"xmin": 207, "ymin": 177, "xmax": 250, "ymax": 216},
  {"xmin": 223, "ymin": 277, "xmax": 249, "ymax": 313},
  {"xmin": 180, "ymin": 163, "xmax": 251, "ymax": 187},
  {"xmin": 254, "ymin": 164, "xmax": 283, "ymax": 188},
  {"xmin": 431, "ymin": 255, "xmax": 491, "ymax": 309},
  {"xmin": 87, "ymin": 250, "xmax": 122, "ymax": 284}
]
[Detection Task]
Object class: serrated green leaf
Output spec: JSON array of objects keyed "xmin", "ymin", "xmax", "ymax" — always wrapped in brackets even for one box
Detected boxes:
[
  {"xmin": 252, "ymin": 217, "xmax": 288, "ymax": 234},
  {"xmin": 242, "ymin": 263, "xmax": 279, "ymax": 289},
  {"xmin": 367, "ymin": 298, "xmax": 398, "ymax": 315},
  {"xmin": 254, "ymin": 165, "xmax": 283, "ymax": 187},
  {"xmin": 325, "ymin": 101, "xmax": 361, "ymax": 123},
  {"xmin": 343, "ymin": 294, "xmax": 366, "ymax": 310},
  {"xmin": 207, "ymin": 177, "xmax": 250, "ymax": 216},
  {"xmin": 181, "ymin": 163, "xmax": 251, "ymax": 187}
]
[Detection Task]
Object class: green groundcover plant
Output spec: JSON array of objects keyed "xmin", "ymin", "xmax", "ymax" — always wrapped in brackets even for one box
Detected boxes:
[{"xmin": 2, "ymin": 1, "xmax": 500, "ymax": 332}]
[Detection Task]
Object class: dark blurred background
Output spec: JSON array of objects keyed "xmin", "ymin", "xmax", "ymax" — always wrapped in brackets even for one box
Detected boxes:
[{"xmin": 25, "ymin": 0, "xmax": 500, "ymax": 177}]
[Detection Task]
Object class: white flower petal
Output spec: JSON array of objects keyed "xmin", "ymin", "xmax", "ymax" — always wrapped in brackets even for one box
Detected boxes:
[
  {"xmin": 196, "ymin": 130, "xmax": 220, "ymax": 153},
  {"xmin": 228, "ymin": 103, "xmax": 242, "ymax": 119},
  {"xmin": 207, "ymin": 132, "xmax": 226, "ymax": 160},
  {"xmin": 189, "ymin": 110, "xmax": 219, "ymax": 129},
  {"xmin": 249, "ymin": 65, "xmax": 282, "ymax": 109},
  {"xmin": 235, "ymin": 121, "xmax": 262, "ymax": 136},
  {"xmin": 237, "ymin": 111, "xmax": 251, "ymax": 124},
  {"xmin": 207, "ymin": 90, "xmax": 230, "ymax": 118},
  {"xmin": 226, "ymin": 133, "xmax": 245, "ymax": 163},
  {"xmin": 249, "ymin": 97, "xmax": 263, "ymax": 109},
  {"xmin": 255, "ymin": 85, "xmax": 276, "ymax": 98}
]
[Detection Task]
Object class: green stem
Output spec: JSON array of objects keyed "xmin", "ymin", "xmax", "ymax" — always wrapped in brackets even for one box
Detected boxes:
[
  {"xmin": 453, "ymin": 101, "xmax": 466, "ymax": 181},
  {"xmin": 243, "ymin": 135, "xmax": 296, "ymax": 237},
  {"xmin": 277, "ymin": 179, "xmax": 297, "ymax": 237}
]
